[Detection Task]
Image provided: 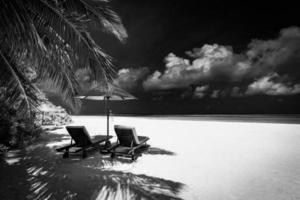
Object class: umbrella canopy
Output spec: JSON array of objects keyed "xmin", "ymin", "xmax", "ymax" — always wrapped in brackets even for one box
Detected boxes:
[{"xmin": 76, "ymin": 82, "xmax": 136, "ymax": 148}]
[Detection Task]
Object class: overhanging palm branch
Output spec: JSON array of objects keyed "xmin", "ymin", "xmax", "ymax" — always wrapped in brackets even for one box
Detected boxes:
[
  {"xmin": 0, "ymin": 50, "xmax": 40, "ymax": 116},
  {"xmin": 0, "ymin": 0, "xmax": 127, "ymax": 114},
  {"xmin": 60, "ymin": 0, "xmax": 128, "ymax": 41}
]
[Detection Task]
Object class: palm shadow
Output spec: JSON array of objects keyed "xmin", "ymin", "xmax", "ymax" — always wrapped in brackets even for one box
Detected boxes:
[{"xmin": 0, "ymin": 133, "xmax": 184, "ymax": 200}]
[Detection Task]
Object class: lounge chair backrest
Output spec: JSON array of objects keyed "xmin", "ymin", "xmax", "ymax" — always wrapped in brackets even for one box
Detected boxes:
[
  {"xmin": 114, "ymin": 125, "xmax": 140, "ymax": 147},
  {"xmin": 66, "ymin": 126, "xmax": 92, "ymax": 146}
]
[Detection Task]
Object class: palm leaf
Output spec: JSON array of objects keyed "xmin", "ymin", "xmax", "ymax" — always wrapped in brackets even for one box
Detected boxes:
[
  {"xmin": 28, "ymin": 0, "xmax": 114, "ymax": 80},
  {"xmin": 63, "ymin": 0, "xmax": 128, "ymax": 41},
  {"xmin": 37, "ymin": 44, "xmax": 81, "ymax": 111},
  {"xmin": 0, "ymin": 50, "xmax": 40, "ymax": 116},
  {"xmin": 0, "ymin": 0, "xmax": 127, "ymax": 113}
]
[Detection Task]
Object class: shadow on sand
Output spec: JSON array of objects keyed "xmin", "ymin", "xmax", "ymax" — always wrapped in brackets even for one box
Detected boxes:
[
  {"xmin": 145, "ymin": 147, "xmax": 176, "ymax": 156},
  {"xmin": 0, "ymin": 133, "xmax": 183, "ymax": 200}
]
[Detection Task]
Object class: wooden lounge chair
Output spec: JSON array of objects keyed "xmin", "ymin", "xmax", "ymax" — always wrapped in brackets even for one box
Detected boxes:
[
  {"xmin": 109, "ymin": 125, "xmax": 150, "ymax": 161},
  {"xmin": 56, "ymin": 126, "xmax": 112, "ymax": 158}
]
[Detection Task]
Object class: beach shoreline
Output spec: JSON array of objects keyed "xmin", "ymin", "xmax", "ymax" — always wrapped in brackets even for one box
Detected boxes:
[{"xmin": 72, "ymin": 114, "xmax": 300, "ymax": 124}]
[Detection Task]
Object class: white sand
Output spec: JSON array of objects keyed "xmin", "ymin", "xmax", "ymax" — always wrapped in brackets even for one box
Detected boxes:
[{"xmin": 52, "ymin": 116, "xmax": 300, "ymax": 200}]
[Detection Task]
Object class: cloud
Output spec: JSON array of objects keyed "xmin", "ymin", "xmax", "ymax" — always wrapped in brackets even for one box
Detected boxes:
[
  {"xmin": 193, "ymin": 85, "xmax": 209, "ymax": 99},
  {"xmin": 246, "ymin": 73, "xmax": 300, "ymax": 96},
  {"xmin": 143, "ymin": 44, "xmax": 247, "ymax": 90},
  {"xmin": 103, "ymin": 27, "xmax": 300, "ymax": 99},
  {"xmin": 143, "ymin": 44, "xmax": 255, "ymax": 91},
  {"xmin": 246, "ymin": 26, "xmax": 300, "ymax": 78},
  {"xmin": 211, "ymin": 90, "xmax": 220, "ymax": 98},
  {"xmin": 114, "ymin": 67, "xmax": 150, "ymax": 92},
  {"xmin": 142, "ymin": 27, "xmax": 300, "ymax": 98},
  {"xmin": 231, "ymin": 87, "xmax": 244, "ymax": 97},
  {"xmin": 143, "ymin": 53, "xmax": 195, "ymax": 90}
]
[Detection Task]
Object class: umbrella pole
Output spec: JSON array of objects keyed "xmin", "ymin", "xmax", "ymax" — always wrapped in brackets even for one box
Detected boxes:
[
  {"xmin": 107, "ymin": 97, "xmax": 109, "ymax": 138},
  {"xmin": 105, "ymin": 96, "xmax": 111, "ymax": 148}
]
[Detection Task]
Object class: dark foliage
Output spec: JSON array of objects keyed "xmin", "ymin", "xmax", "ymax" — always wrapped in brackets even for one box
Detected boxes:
[{"xmin": 0, "ymin": 0, "xmax": 127, "ymax": 146}]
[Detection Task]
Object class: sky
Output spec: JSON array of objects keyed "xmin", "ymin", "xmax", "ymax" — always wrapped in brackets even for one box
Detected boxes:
[{"xmin": 74, "ymin": 0, "xmax": 300, "ymax": 113}]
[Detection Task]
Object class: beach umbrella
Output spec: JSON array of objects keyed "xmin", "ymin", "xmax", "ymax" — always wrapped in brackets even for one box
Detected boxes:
[{"xmin": 76, "ymin": 82, "xmax": 136, "ymax": 147}]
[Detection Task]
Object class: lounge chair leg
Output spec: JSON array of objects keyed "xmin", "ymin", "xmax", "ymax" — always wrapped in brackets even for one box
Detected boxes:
[
  {"xmin": 82, "ymin": 148, "xmax": 87, "ymax": 158},
  {"xmin": 110, "ymin": 153, "xmax": 115, "ymax": 159},
  {"xmin": 131, "ymin": 154, "xmax": 137, "ymax": 161},
  {"xmin": 63, "ymin": 151, "xmax": 69, "ymax": 159},
  {"xmin": 104, "ymin": 140, "xmax": 111, "ymax": 149},
  {"xmin": 96, "ymin": 144, "xmax": 101, "ymax": 153}
]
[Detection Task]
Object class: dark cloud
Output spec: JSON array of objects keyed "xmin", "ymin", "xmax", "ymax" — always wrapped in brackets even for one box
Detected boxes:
[
  {"xmin": 113, "ymin": 67, "xmax": 150, "ymax": 92},
  {"xmin": 247, "ymin": 27, "xmax": 300, "ymax": 78}
]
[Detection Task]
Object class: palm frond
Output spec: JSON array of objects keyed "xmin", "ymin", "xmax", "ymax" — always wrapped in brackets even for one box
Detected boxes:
[
  {"xmin": 0, "ymin": 0, "xmax": 46, "ymax": 55},
  {"xmin": 63, "ymin": 0, "xmax": 128, "ymax": 41},
  {"xmin": 0, "ymin": 50, "xmax": 40, "ymax": 116},
  {"xmin": 37, "ymin": 44, "xmax": 81, "ymax": 111},
  {"xmin": 0, "ymin": 0, "xmax": 127, "ymax": 113},
  {"xmin": 29, "ymin": 0, "xmax": 115, "ymax": 80}
]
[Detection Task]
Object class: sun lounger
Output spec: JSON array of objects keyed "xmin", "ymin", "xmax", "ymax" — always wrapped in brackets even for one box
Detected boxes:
[
  {"xmin": 109, "ymin": 125, "xmax": 150, "ymax": 161},
  {"xmin": 56, "ymin": 126, "xmax": 112, "ymax": 158}
]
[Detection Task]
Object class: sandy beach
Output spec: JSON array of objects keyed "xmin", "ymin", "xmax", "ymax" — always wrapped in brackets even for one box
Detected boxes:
[{"xmin": 1, "ymin": 115, "xmax": 300, "ymax": 200}]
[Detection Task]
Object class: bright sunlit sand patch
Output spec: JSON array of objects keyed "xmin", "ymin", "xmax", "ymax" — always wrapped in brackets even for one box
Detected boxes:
[
  {"xmin": 3, "ymin": 150, "xmax": 22, "ymax": 165},
  {"xmin": 65, "ymin": 115, "xmax": 300, "ymax": 200},
  {"xmin": 1, "ymin": 115, "xmax": 299, "ymax": 199}
]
